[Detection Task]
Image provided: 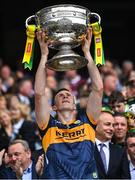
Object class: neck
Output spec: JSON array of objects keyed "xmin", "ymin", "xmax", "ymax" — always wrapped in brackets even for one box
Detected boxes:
[
  {"xmin": 96, "ymin": 135, "xmax": 110, "ymax": 142},
  {"xmin": 23, "ymin": 159, "xmax": 32, "ymax": 171},
  {"xmin": 115, "ymin": 137, "xmax": 125, "ymax": 144},
  {"xmin": 57, "ymin": 110, "xmax": 76, "ymax": 124}
]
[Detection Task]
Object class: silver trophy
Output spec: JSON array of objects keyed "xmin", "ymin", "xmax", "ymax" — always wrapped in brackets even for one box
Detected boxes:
[{"xmin": 25, "ymin": 4, "xmax": 101, "ymax": 71}]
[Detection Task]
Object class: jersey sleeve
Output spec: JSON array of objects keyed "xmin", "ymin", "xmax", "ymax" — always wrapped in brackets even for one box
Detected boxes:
[
  {"xmin": 38, "ymin": 115, "xmax": 56, "ymax": 138},
  {"xmin": 77, "ymin": 110, "xmax": 97, "ymax": 130}
]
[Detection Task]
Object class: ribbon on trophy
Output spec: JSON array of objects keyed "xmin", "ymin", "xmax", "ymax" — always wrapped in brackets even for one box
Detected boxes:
[
  {"xmin": 91, "ymin": 22, "xmax": 105, "ymax": 66},
  {"xmin": 22, "ymin": 25, "xmax": 36, "ymax": 70}
]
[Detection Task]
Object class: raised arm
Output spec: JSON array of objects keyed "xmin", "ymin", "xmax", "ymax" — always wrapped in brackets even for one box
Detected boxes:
[
  {"xmin": 34, "ymin": 31, "xmax": 51, "ymax": 130},
  {"xmin": 82, "ymin": 28, "xmax": 103, "ymax": 122}
]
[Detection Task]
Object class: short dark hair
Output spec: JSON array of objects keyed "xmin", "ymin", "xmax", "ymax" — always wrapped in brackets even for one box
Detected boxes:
[
  {"xmin": 113, "ymin": 111, "xmax": 127, "ymax": 118},
  {"xmin": 126, "ymin": 131, "xmax": 135, "ymax": 140},
  {"xmin": 52, "ymin": 88, "xmax": 70, "ymax": 105},
  {"xmin": 54, "ymin": 88, "xmax": 70, "ymax": 97},
  {"xmin": 109, "ymin": 91, "xmax": 125, "ymax": 105}
]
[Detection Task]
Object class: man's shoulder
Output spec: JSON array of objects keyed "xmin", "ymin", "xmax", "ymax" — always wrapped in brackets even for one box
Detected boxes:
[
  {"xmin": 109, "ymin": 142, "xmax": 126, "ymax": 153},
  {"xmin": 0, "ymin": 166, "xmax": 16, "ymax": 179}
]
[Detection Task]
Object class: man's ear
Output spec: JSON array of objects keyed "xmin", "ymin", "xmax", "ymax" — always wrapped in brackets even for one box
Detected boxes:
[
  {"xmin": 52, "ymin": 105, "xmax": 57, "ymax": 111},
  {"xmin": 27, "ymin": 150, "xmax": 31, "ymax": 159}
]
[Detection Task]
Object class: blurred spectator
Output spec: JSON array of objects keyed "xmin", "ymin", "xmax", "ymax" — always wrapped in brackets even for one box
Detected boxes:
[
  {"xmin": 0, "ymin": 78, "xmax": 4, "ymax": 95},
  {"xmin": 46, "ymin": 75, "xmax": 58, "ymax": 100},
  {"xmin": 0, "ymin": 65, "xmax": 12, "ymax": 81},
  {"xmin": 58, "ymin": 79, "xmax": 72, "ymax": 92},
  {"xmin": 5, "ymin": 76, "xmax": 16, "ymax": 94},
  {"xmin": 47, "ymin": 76, "xmax": 57, "ymax": 91},
  {"xmin": 15, "ymin": 69, "xmax": 25, "ymax": 80},
  {"xmin": 127, "ymin": 115, "xmax": 135, "ymax": 132},
  {"xmin": 120, "ymin": 60, "xmax": 134, "ymax": 85},
  {"xmin": 99, "ymin": 59, "xmax": 114, "ymax": 74},
  {"xmin": 76, "ymin": 89, "xmax": 89, "ymax": 112},
  {"xmin": 0, "ymin": 109, "xmax": 13, "ymax": 151},
  {"xmin": 9, "ymin": 102, "xmax": 40, "ymax": 152},
  {"xmin": 64, "ymin": 70, "xmax": 87, "ymax": 98},
  {"xmin": 16, "ymin": 77, "xmax": 35, "ymax": 112},
  {"xmin": 102, "ymin": 72, "xmax": 118, "ymax": 106},
  {"xmin": 126, "ymin": 80, "xmax": 135, "ymax": 100},
  {"xmin": 112, "ymin": 112, "xmax": 128, "ymax": 147},
  {"xmin": 95, "ymin": 111, "xmax": 130, "ymax": 179},
  {"xmin": 125, "ymin": 104, "xmax": 135, "ymax": 132},
  {"xmin": 128, "ymin": 70, "xmax": 135, "ymax": 82},
  {"xmin": 126, "ymin": 131, "xmax": 135, "ymax": 179},
  {"xmin": 5, "ymin": 94, "xmax": 20, "ymax": 110},
  {"xmin": 0, "ymin": 139, "xmax": 43, "ymax": 179},
  {"xmin": 109, "ymin": 91, "xmax": 127, "ymax": 113},
  {"xmin": 0, "ymin": 65, "xmax": 15, "ymax": 94},
  {"xmin": 0, "ymin": 95, "xmax": 7, "ymax": 110},
  {"xmin": 125, "ymin": 80, "xmax": 135, "ymax": 130},
  {"xmin": 46, "ymin": 68, "xmax": 56, "ymax": 76},
  {"xmin": 121, "ymin": 85, "xmax": 128, "ymax": 100}
]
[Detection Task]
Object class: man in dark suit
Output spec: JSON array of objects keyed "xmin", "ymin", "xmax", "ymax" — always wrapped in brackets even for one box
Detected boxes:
[
  {"xmin": 94, "ymin": 111, "xmax": 130, "ymax": 179},
  {"xmin": 126, "ymin": 131, "xmax": 135, "ymax": 179},
  {"xmin": 0, "ymin": 139, "xmax": 44, "ymax": 179}
]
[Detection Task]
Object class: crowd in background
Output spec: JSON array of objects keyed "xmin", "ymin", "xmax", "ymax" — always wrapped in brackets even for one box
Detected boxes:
[{"xmin": 0, "ymin": 57, "xmax": 135, "ymax": 179}]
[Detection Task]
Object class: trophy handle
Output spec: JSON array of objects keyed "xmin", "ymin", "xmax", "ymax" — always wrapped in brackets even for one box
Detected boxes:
[
  {"xmin": 88, "ymin": 12, "xmax": 101, "ymax": 25},
  {"xmin": 25, "ymin": 15, "xmax": 36, "ymax": 27}
]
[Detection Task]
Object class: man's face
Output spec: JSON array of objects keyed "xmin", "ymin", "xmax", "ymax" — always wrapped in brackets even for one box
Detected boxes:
[
  {"xmin": 19, "ymin": 80, "xmax": 33, "ymax": 96},
  {"xmin": 65, "ymin": 70, "xmax": 77, "ymax": 79},
  {"xmin": 96, "ymin": 112, "xmax": 115, "ymax": 141},
  {"xmin": 47, "ymin": 76, "xmax": 57, "ymax": 90},
  {"xmin": 126, "ymin": 86, "xmax": 135, "ymax": 98},
  {"xmin": 127, "ymin": 137, "xmax": 135, "ymax": 161},
  {"xmin": 0, "ymin": 96, "xmax": 7, "ymax": 110},
  {"xmin": 0, "ymin": 111, "xmax": 11, "ymax": 127},
  {"xmin": 8, "ymin": 143, "xmax": 31, "ymax": 170},
  {"xmin": 104, "ymin": 75, "xmax": 117, "ymax": 92},
  {"xmin": 54, "ymin": 90, "xmax": 75, "ymax": 111},
  {"xmin": 10, "ymin": 105, "xmax": 22, "ymax": 121},
  {"xmin": 1, "ymin": 66, "xmax": 11, "ymax": 80},
  {"xmin": 114, "ymin": 116, "xmax": 128, "ymax": 140}
]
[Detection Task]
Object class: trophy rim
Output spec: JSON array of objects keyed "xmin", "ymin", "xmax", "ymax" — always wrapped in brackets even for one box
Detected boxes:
[{"xmin": 36, "ymin": 4, "xmax": 91, "ymax": 15}]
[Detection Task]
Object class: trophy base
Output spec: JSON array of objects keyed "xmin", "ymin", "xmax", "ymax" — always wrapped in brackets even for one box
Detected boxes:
[
  {"xmin": 46, "ymin": 46, "xmax": 88, "ymax": 71},
  {"xmin": 46, "ymin": 54, "xmax": 88, "ymax": 72}
]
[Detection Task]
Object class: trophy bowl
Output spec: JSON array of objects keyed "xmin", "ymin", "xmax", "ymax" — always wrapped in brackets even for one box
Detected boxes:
[{"xmin": 25, "ymin": 4, "xmax": 101, "ymax": 71}]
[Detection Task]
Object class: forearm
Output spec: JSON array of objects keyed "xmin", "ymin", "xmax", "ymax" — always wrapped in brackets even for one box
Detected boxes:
[
  {"xmin": 85, "ymin": 51, "xmax": 103, "ymax": 91},
  {"xmin": 85, "ymin": 51, "xmax": 103, "ymax": 120},
  {"xmin": 34, "ymin": 55, "xmax": 48, "ymax": 95},
  {"xmin": 34, "ymin": 54, "xmax": 51, "ymax": 129}
]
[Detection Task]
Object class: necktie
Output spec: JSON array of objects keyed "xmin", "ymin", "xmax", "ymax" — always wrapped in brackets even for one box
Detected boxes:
[{"xmin": 99, "ymin": 143, "xmax": 107, "ymax": 173}]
